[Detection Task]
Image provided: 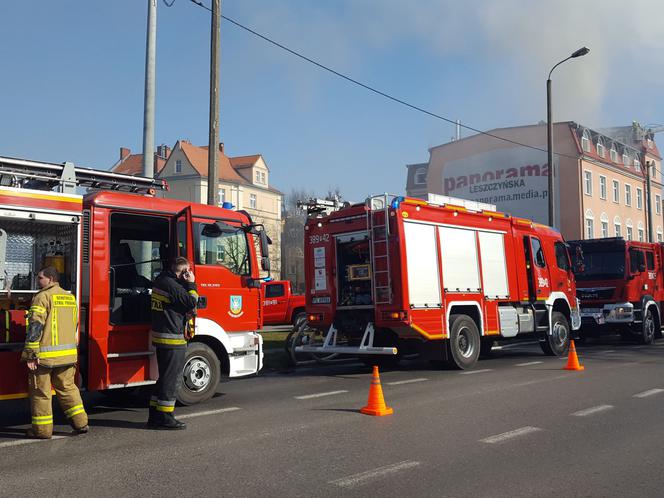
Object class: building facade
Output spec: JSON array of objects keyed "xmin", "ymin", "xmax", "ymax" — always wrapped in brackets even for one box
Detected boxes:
[
  {"xmin": 112, "ymin": 141, "xmax": 283, "ymax": 277},
  {"xmin": 406, "ymin": 122, "xmax": 663, "ymax": 242}
]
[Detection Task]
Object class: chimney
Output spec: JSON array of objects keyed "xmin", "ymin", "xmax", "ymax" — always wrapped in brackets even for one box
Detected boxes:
[
  {"xmin": 120, "ymin": 147, "xmax": 131, "ymax": 160},
  {"xmin": 156, "ymin": 144, "xmax": 171, "ymax": 159}
]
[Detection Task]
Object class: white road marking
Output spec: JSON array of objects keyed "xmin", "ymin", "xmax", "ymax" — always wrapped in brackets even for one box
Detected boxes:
[
  {"xmin": 515, "ymin": 361, "xmax": 543, "ymax": 367},
  {"xmin": 386, "ymin": 378, "xmax": 428, "ymax": 386},
  {"xmin": 600, "ymin": 350, "xmax": 616, "ymax": 353},
  {"xmin": 178, "ymin": 407, "xmax": 241, "ymax": 419},
  {"xmin": 0, "ymin": 435, "xmax": 67, "ymax": 448},
  {"xmin": 460, "ymin": 369, "xmax": 492, "ymax": 375},
  {"xmin": 571, "ymin": 405, "xmax": 614, "ymax": 417},
  {"xmin": 480, "ymin": 426, "xmax": 542, "ymax": 444},
  {"xmin": 330, "ymin": 460, "xmax": 421, "ymax": 488},
  {"xmin": 295, "ymin": 390, "xmax": 348, "ymax": 400},
  {"xmin": 634, "ymin": 388, "xmax": 664, "ymax": 398}
]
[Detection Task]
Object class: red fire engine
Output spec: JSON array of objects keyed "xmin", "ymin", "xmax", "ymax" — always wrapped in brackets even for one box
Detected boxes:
[
  {"xmin": 0, "ymin": 156, "xmax": 266, "ymax": 405},
  {"xmin": 569, "ymin": 238, "xmax": 663, "ymax": 344},
  {"xmin": 297, "ymin": 194, "xmax": 581, "ymax": 369}
]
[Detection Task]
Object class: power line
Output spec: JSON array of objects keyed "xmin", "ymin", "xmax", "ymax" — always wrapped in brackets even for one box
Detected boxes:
[
  {"xmin": 186, "ymin": 0, "xmax": 662, "ymax": 180},
  {"xmin": 184, "ymin": 0, "xmax": 583, "ymax": 159}
]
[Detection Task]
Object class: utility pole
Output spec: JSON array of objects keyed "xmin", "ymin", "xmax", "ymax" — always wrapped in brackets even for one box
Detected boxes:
[
  {"xmin": 646, "ymin": 160, "xmax": 653, "ymax": 242},
  {"xmin": 142, "ymin": 0, "xmax": 157, "ymax": 178},
  {"xmin": 207, "ymin": 0, "xmax": 221, "ymax": 206}
]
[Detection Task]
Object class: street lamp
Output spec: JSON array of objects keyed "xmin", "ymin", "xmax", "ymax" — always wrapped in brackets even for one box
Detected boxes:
[{"xmin": 547, "ymin": 46, "xmax": 590, "ymax": 228}]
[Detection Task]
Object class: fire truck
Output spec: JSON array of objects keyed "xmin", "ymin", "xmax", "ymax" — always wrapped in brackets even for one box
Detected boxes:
[
  {"xmin": 0, "ymin": 156, "xmax": 266, "ymax": 405},
  {"xmin": 568, "ymin": 238, "xmax": 663, "ymax": 344},
  {"xmin": 297, "ymin": 194, "xmax": 581, "ymax": 369}
]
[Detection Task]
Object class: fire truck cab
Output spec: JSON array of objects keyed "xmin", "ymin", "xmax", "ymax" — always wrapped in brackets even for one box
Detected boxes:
[
  {"xmin": 0, "ymin": 156, "xmax": 265, "ymax": 405},
  {"xmin": 298, "ymin": 194, "xmax": 581, "ymax": 369},
  {"xmin": 569, "ymin": 237, "xmax": 663, "ymax": 344}
]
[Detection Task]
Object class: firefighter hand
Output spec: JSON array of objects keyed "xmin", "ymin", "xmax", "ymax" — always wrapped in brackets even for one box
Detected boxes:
[
  {"xmin": 183, "ymin": 270, "xmax": 195, "ymax": 283},
  {"xmin": 27, "ymin": 359, "xmax": 39, "ymax": 371}
]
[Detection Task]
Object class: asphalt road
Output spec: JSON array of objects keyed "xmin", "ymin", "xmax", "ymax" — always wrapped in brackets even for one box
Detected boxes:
[{"xmin": 2, "ymin": 336, "xmax": 664, "ymax": 497}]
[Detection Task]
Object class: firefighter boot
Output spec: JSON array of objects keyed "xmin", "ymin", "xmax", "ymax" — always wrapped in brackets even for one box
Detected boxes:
[
  {"xmin": 147, "ymin": 406, "xmax": 159, "ymax": 428},
  {"xmin": 159, "ymin": 413, "xmax": 186, "ymax": 430}
]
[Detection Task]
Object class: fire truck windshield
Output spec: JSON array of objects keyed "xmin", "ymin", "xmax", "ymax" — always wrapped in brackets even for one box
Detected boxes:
[{"xmin": 571, "ymin": 246, "xmax": 625, "ymax": 281}]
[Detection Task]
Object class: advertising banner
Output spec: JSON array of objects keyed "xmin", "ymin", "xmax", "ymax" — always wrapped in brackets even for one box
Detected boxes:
[{"xmin": 441, "ymin": 147, "xmax": 557, "ymax": 223}]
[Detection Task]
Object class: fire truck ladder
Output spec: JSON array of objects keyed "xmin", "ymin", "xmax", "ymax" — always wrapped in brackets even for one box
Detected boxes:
[
  {"xmin": 0, "ymin": 156, "xmax": 168, "ymax": 194},
  {"xmin": 367, "ymin": 194, "xmax": 395, "ymax": 305}
]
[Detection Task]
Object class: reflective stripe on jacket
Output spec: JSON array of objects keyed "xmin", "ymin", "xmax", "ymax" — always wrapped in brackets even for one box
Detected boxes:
[
  {"xmin": 21, "ymin": 283, "xmax": 78, "ymax": 367},
  {"xmin": 150, "ymin": 271, "xmax": 197, "ymax": 349}
]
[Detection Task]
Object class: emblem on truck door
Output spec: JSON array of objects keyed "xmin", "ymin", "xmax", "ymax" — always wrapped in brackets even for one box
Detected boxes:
[{"xmin": 229, "ymin": 295, "xmax": 244, "ymax": 318}]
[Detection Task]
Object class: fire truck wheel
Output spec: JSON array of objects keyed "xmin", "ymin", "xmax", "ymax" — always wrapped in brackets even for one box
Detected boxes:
[
  {"xmin": 639, "ymin": 308, "xmax": 656, "ymax": 345},
  {"xmin": 177, "ymin": 342, "xmax": 221, "ymax": 406},
  {"xmin": 540, "ymin": 312, "xmax": 570, "ymax": 356},
  {"xmin": 292, "ymin": 311, "xmax": 307, "ymax": 328},
  {"xmin": 447, "ymin": 314, "xmax": 481, "ymax": 369}
]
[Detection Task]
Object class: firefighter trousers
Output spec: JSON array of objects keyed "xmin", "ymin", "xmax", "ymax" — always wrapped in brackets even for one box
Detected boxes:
[
  {"xmin": 28, "ymin": 365, "xmax": 88, "ymax": 438},
  {"xmin": 150, "ymin": 347, "xmax": 186, "ymax": 415}
]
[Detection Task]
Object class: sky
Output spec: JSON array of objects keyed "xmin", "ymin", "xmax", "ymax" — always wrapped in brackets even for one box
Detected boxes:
[{"xmin": 2, "ymin": 0, "xmax": 664, "ymax": 202}]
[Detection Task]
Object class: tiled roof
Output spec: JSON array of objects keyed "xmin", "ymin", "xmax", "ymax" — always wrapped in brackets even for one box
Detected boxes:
[
  {"xmin": 230, "ymin": 154, "xmax": 263, "ymax": 169},
  {"xmin": 111, "ymin": 153, "xmax": 167, "ymax": 176},
  {"xmin": 178, "ymin": 141, "xmax": 250, "ymax": 184}
]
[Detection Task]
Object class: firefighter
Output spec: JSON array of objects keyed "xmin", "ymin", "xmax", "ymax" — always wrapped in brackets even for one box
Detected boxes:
[
  {"xmin": 148, "ymin": 257, "xmax": 198, "ymax": 430},
  {"xmin": 22, "ymin": 267, "xmax": 88, "ymax": 439}
]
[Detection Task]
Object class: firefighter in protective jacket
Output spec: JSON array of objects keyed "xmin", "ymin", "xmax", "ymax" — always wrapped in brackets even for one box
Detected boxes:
[
  {"xmin": 21, "ymin": 267, "xmax": 88, "ymax": 439},
  {"xmin": 148, "ymin": 257, "xmax": 198, "ymax": 430}
]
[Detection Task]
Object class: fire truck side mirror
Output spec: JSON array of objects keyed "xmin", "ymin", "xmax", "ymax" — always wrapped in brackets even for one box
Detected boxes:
[{"xmin": 259, "ymin": 230, "xmax": 271, "ymax": 267}]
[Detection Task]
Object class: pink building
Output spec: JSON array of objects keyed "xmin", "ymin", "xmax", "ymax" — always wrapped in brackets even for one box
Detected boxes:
[{"xmin": 406, "ymin": 122, "xmax": 663, "ymax": 242}]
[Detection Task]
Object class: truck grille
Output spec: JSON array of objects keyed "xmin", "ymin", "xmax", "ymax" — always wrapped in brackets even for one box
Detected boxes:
[{"xmin": 577, "ymin": 287, "xmax": 615, "ymax": 300}]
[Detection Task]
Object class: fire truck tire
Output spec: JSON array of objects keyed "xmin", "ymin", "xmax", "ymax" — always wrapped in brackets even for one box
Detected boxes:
[
  {"xmin": 292, "ymin": 311, "xmax": 307, "ymax": 328},
  {"xmin": 638, "ymin": 308, "xmax": 656, "ymax": 345},
  {"xmin": 540, "ymin": 312, "xmax": 570, "ymax": 356},
  {"xmin": 177, "ymin": 342, "xmax": 221, "ymax": 406},
  {"xmin": 447, "ymin": 314, "xmax": 480, "ymax": 369}
]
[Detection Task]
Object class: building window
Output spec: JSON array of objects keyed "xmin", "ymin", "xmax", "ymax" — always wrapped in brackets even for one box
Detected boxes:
[
  {"xmin": 219, "ymin": 188, "xmax": 226, "ymax": 204},
  {"xmin": 657, "ymin": 227, "xmax": 663, "ymax": 242},
  {"xmin": 581, "ymin": 130, "xmax": 591, "ymax": 152},
  {"xmin": 656, "ymin": 194, "xmax": 661, "ymax": 215},
  {"xmin": 623, "ymin": 152, "xmax": 630, "ymax": 167},
  {"xmin": 255, "ymin": 171, "xmax": 261, "ymax": 183},
  {"xmin": 638, "ymin": 222, "xmax": 645, "ymax": 242},
  {"xmin": 585, "ymin": 209, "xmax": 594, "ymax": 239},
  {"xmin": 250, "ymin": 193, "xmax": 257, "ymax": 209},
  {"xmin": 625, "ymin": 184, "xmax": 632, "ymax": 206},
  {"xmin": 600, "ymin": 213, "xmax": 609, "ymax": 238},
  {"xmin": 612, "ymin": 180, "xmax": 620, "ymax": 203},
  {"xmin": 610, "ymin": 145, "xmax": 617, "ymax": 162},
  {"xmin": 634, "ymin": 159, "xmax": 641, "ymax": 172},
  {"xmin": 175, "ymin": 159, "xmax": 182, "ymax": 173},
  {"xmin": 415, "ymin": 169, "xmax": 427, "ymax": 185},
  {"xmin": 583, "ymin": 170, "xmax": 592, "ymax": 196},
  {"xmin": 596, "ymin": 138, "xmax": 605, "ymax": 158},
  {"xmin": 599, "ymin": 176, "xmax": 607, "ymax": 200},
  {"xmin": 626, "ymin": 220, "xmax": 633, "ymax": 240},
  {"xmin": 636, "ymin": 187, "xmax": 643, "ymax": 210},
  {"xmin": 614, "ymin": 216, "xmax": 622, "ymax": 237},
  {"xmin": 260, "ymin": 171, "xmax": 266, "ymax": 184}
]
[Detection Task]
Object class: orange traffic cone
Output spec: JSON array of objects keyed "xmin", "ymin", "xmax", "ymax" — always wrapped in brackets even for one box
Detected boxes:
[
  {"xmin": 360, "ymin": 366, "xmax": 394, "ymax": 416},
  {"xmin": 563, "ymin": 339, "xmax": 585, "ymax": 371}
]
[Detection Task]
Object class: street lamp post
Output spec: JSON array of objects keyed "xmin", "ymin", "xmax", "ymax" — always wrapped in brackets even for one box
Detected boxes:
[{"xmin": 547, "ymin": 46, "xmax": 590, "ymax": 228}]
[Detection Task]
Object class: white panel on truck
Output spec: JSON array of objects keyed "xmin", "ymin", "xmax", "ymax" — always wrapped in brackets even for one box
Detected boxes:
[
  {"xmin": 478, "ymin": 231, "xmax": 509, "ymax": 299},
  {"xmin": 438, "ymin": 226, "xmax": 481, "ymax": 292},
  {"xmin": 404, "ymin": 222, "xmax": 441, "ymax": 308}
]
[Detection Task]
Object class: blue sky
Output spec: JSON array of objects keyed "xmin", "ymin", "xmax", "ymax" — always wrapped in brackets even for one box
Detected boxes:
[{"xmin": 2, "ymin": 0, "xmax": 663, "ymax": 201}]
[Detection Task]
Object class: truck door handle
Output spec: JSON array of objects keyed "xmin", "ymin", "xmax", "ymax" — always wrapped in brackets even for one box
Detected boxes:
[{"xmin": 197, "ymin": 296, "xmax": 207, "ymax": 309}]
